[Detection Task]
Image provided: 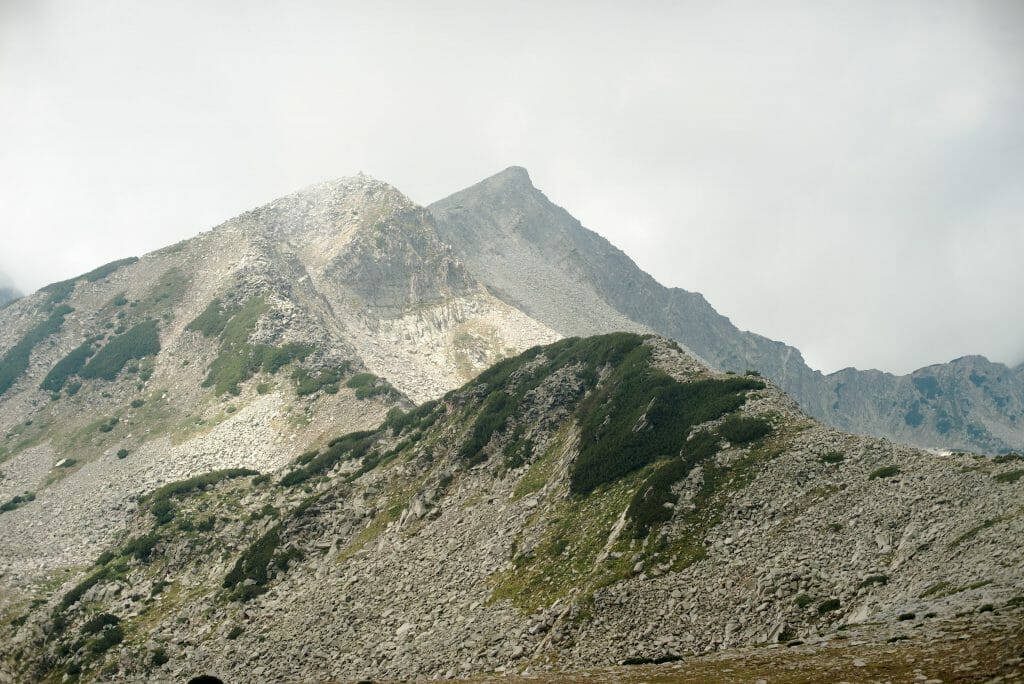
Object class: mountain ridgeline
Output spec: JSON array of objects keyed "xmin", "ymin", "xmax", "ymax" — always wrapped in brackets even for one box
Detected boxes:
[
  {"xmin": 4, "ymin": 334, "xmax": 1021, "ymax": 682},
  {"xmin": 0, "ymin": 168, "xmax": 1021, "ymax": 681},
  {"xmin": 429, "ymin": 167, "xmax": 1024, "ymax": 455}
]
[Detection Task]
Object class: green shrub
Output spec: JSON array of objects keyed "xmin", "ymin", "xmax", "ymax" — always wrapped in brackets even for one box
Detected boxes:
[
  {"xmin": 345, "ymin": 372, "xmax": 377, "ymax": 389},
  {"xmin": 0, "ymin": 491, "xmax": 36, "ymax": 514},
  {"xmin": 718, "ymin": 415, "xmax": 772, "ymax": 444},
  {"xmin": 570, "ymin": 359, "xmax": 763, "ymax": 495},
  {"xmin": 58, "ymin": 458, "xmax": 77, "ymax": 468},
  {"xmin": 39, "ymin": 279, "xmax": 76, "ymax": 305},
  {"xmin": 226, "ymin": 626, "xmax": 243, "ymax": 640},
  {"xmin": 994, "ymin": 469, "xmax": 1024, "ymax": 484},
  {"xmin": 223, "ymin": 524, "xmax": 283, "ymax": 598},
  {"xmin": 279, "ymin": 431, "xmax": 376, "ymax": 486},
  {"xmin": 817, "ymin": 598, "xmax": 840, "ymax": 614},
  {"xmin": 81, "ymin": 613, "xmax": 119, "ymax": 635},
  {"xmin": 820, "ymin": 452, "xmax": 845, "ymax": 464},
  {"xmin": 40, "ymin": 339, "xmax": 97, "ymax": 392},
  {"xmin": 145, "ymin": 468, "xmax": 257, "ymax": 509},
  {"xmin": 794, "ymin": 594, "xmax": 812, "ymax": 608},
  {"xmin": 82, "ymin": 257, "xmax": 138, "ymax": 282},
  {"xmin": 459, "ymin": 391, "xmax": 517, "ymax": 465},
  {"xmin": 80, "ymin": 320, "xmax": 160, "ymax": 381},
  {"xmin": 150, "ymin": 647, "xmax": 169, "ymax": 666},
  {"xmin": 898, "ymin": 612, "xmax": 916, "ymax": 621},
  {"xmin": 869, "ymin": 465, "xmax": 900, "ymax": 479},
  {"xmin": 66, "ymin": 380, "xmax": 82, "ymax": 396},
  {"xmin": 626, "ymin": 430, "xmax": 720, "ymax": 537},
  {"xmin": 186, "ymin": 298, "xmax": 236, "ymax": 338},
  {"xmin": 293, "ymin": 364, "xmax": 350, "ymax": 397},
  {"xmin": 98, "ymin": 417, "xmax": 119, "ymax": 432},
  {"xmin": 116, "ymin": 449, "xmax": 129, "ymax": 459},
  {"xmin": 0, "ymin": 304, "xmax": 73, "ymax": 396},
  {"xmin": 123, "ymin": 531, "xmax": 161, "ymax": 560},
  {"xmin": 89, "ymin": 624, "xmax": 123, "ymax": 653},
  {"xmin": 130, "ymin": 398, "xmax": 145, "ymax": 408}
]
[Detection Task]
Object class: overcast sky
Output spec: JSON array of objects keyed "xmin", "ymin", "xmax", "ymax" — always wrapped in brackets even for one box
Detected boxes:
[{"xmin": 1, "ymin": 1, "xmax": 1021, "ymax": 375}]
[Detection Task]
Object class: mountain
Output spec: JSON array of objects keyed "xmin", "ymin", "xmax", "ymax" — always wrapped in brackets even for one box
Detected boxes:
[
  {"xmin": 0, "ymin": 175, "xmax": 557, "ymax": 610},
  {"xmin": 0, "ymin": 272, "xmax": 20, "ymax": 308},
  {"xmin": 429, "ymin": 167, "xmax": 1024, "ymax": 455},
  {"xmin": 2, "ymin": 334, "xmax": 1021, "ymax": 682}
]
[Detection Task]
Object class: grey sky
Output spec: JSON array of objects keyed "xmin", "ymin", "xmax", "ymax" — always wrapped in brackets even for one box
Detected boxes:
[{"xmin": 1, "ymin": 1, "xmax": 1021, "ymax": 375}]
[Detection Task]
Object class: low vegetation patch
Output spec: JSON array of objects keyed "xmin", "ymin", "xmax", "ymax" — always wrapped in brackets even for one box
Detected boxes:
[
  {"xmin": 949, "ymin": 518, "xmax": 1000, "ymax": 548},
  {"xmin": 280, "ymin": 431, "xmax": 377, "ymax": 487},
  {"xmin": 994, "ymin": 469, "xmax": 1024, "ymax": 484},
  {"xmin": 817, "ymin": 598, "xmax": 841, "ymax": 615},
  {"xmin": 192, "ymin": 296, "xmax": 316, "ymax": 395},
  {"xmin": 0, "ymin": 304, "xmax": 73, "ymax": 396},
  {"xmin": 345, "ymin": 371, "xmax": 399, "ymax": 400},
  {"xmin": 142, "ymin": 468, "xmax": 257, "ymax": 525},
  {"xmin": 80, "ymin": 320, "xmax": 161, "ymax": 381},
  {"xmin": 82, "ymin": 257, "xmax": 138, "ymax": 282},
  {"xmin": 869, "ymin": 465, "xmax": 900, "ymax": 479},
  {"xmin": 40, "ymin": 338, "xmax": 99, "ymax": 392},
  {"xmin": 223, "ymin": 523, "xmax": 303, "ymax": 600},
  {"xmin": 718, "ymin": 415, "xmax": 772, "ymax": 444},
  {"xmin": 821, "ymin": 451, "xmax": 845, "ymax": 464},
  {"xmin": 0, "ymin": 491, "xmax": 36, "ymax": 514}
]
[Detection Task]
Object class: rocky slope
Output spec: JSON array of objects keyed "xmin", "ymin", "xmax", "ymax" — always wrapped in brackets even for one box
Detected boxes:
[
  {"xmin": 0, "ymin": 175, "xmax": 558, "ymax": 613},
  {"xmin": 2, "ymin": 334, "xmax": 1021, "ymax": 682},
  {"xmin": 430, "ymin": 167, "xmax": 1024, "ymax": 455}
]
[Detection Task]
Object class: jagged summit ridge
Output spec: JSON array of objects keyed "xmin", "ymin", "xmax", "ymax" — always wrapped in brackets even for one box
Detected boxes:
[{"xmin": 430, "ymin": 167, "xmax": 1024, "ymax": 455}]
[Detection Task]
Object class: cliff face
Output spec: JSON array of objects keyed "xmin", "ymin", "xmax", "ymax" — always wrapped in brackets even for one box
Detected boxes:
[
  {"xmin": 430, "ymin": 167, "xmax": 1024, "ymax": 455},
  {"xmin": 3, "ymin": 334, "xmax": 1021, "ymax": 682}
]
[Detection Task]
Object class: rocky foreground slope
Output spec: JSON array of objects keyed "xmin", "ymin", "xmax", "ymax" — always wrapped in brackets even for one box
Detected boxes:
[
  {"xmin": 430, "ymin": 167, "xmax": 1024, "ymax": 455},
  {"xmin": 2, "ymin": 334, "xmax": 1021, "ymax": 682}
]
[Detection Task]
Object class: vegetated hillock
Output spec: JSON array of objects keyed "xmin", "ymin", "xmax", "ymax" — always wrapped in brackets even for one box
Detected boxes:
[{"xmin": 4, "ymin": 348, "xmax": 1022, "ymax": 681}]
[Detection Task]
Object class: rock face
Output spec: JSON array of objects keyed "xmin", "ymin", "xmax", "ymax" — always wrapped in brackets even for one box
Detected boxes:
[
  {"xmin": 0, "ymin": 174, "xmax": 558, "ymax": 608},
  {"xmin": 430, "ymin": 167, "xmax": 1024, "ymax": 455},
  {"xmin": 1, "ymin": 334, "xmax": 1020, "ymax": 683}
]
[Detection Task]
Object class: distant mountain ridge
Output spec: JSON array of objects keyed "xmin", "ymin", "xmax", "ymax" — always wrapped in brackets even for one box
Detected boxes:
[
  {"xmin": 0, "ymin": 271, "xmax": 20, "ymax": 307},
  {"xmin": 429, "ymin": 167, "xmax": 1024, "ymax": 454}
]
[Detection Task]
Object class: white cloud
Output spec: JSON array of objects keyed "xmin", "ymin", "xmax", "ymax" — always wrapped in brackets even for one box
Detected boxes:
[{"xmin": 1, "ymin": 0, "xmax": 1021, "ymax": 374}]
